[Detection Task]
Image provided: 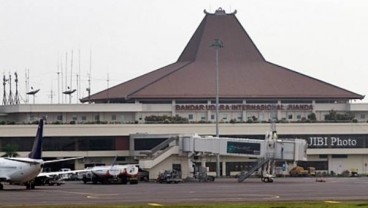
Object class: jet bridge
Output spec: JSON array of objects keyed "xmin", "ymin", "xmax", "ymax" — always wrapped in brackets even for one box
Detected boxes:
[
  {"xmin": 181, "ymin": 132, "xmax": 306, "ymax": 161},
  {"xmin": 138, "ymin": 131, "xmax": 307, "ymax": 182}
]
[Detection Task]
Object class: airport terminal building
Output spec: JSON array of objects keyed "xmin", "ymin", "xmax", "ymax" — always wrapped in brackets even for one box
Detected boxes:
[{"xmin": 1, "ymin": 8, "xmax": 368, "ymax": 177}]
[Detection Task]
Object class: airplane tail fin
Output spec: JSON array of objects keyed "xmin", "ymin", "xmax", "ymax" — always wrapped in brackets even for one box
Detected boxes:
[{"xmin": 28, "ymin": 119, "xmax": 44, "ymax": 159}]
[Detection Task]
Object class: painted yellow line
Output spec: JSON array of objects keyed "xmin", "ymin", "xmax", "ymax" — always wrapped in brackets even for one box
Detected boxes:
[
  {"xmin": 324, "ymin": 201, "xmax": 341, "ymax": 204},
  {"xmin": 147, "ymin": 203, "xmax": 164, "ymax": 206}
]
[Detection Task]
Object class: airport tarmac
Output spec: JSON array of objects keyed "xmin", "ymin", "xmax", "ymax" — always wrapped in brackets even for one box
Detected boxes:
[{"xmin": 0, "ymin": 177, "xmax": 368, "ymax": 206}]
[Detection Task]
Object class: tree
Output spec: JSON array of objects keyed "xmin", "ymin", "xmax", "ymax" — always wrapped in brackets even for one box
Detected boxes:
[
  {"xmin": 1, "ymin": 144, "xmax": 20, "ymax": 157},
  {"xmin": 308, "ymin": 113, "xmax": 317, "ymax": 122},
  {"xmin": 325, "ymin": 110, "xmax": 355, "ymax": 122},
  {"xmin": 325, "ymin": 110, "xmax": 338, "ymax": 121}
]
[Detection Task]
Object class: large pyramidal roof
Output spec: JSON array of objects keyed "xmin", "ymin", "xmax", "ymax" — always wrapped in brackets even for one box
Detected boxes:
[{"xmin": 81, "ymin": 8, "xmax": 364, "ymax": 103}]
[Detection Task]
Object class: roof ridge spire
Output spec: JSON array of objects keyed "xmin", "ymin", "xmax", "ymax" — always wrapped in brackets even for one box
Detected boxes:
[
  {"xmin": 204, "ymin": 7, "xmax": 237, "ymax": 15},
  {"xmin": 215, "ymin": 7, "xmax": 226, "ymax": 15}
]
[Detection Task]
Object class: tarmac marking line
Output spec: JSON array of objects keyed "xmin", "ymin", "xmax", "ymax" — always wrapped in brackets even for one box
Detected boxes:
[
  {"xmin": 325, "ymin": 201, "xmax": 341, "ymax": 204},
  {"xmin": 147, "ymin": 203, "xmax": 164, "ymax": 206},
  {"xmin": 40, "ymin": 189, "xmax": 119, "ymax": 198}
]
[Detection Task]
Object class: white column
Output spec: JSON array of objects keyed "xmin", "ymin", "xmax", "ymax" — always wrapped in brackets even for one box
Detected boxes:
[
  {"xmin": 242, "ymin": 100, "xmax": 247, "ymax": 122},
  {"xmin": 172, "ymin": 100, "xmax": 176, "ymax": 116}
]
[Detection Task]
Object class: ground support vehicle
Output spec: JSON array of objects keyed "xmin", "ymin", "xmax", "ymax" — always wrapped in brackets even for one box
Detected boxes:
[
  {"xmin": 192, "ymin": 166, "xmax": 215, "ymax": 182},
  {"xmin": 34, "ymin": 176, "xmax": 64, "ymax": 186},
  {"xmin": 289, "ymin": 166, "xmax": 316, "ymax": 177},
  {"xmin": 82, "ymin": 171, "xmax": 139, "ymax": 184},
  {"xmin": 157, "ymin": 170, "xmax": 183, "ymax": 183}
]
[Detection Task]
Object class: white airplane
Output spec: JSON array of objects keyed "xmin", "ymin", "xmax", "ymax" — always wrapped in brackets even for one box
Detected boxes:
[
  {"xmin": 0, "ymin": 119, "xmax": 82, "ymax": 190},
  {"xmin": 81, "ymin": 157, "xmax": 139, "ymax": 184}
]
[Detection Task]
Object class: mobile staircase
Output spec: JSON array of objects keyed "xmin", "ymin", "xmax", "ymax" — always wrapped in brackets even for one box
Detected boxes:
[
  {"xmin": 237, "ymin": 158, "xmax": 272, "ymax": 182},
  {"xmin": 139, "ymin": 137, "xmax": 179, "ymax": 169}
]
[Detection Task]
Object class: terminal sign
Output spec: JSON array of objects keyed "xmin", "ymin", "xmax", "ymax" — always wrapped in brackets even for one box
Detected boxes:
[
  {"xmin": 227, "ymin": 141, "xmax": 261, "ymax": 155},
  {"xmin": 175, "ymin": 104, "xmax": 313, "ymax": 111}
]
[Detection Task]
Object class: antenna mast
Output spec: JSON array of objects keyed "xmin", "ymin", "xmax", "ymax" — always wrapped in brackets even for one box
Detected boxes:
[
  {"xmin": 14, "ymin": 72, "xmax": 20, "ymax": 104},
  {"xmin": 107, "ymin": 72, "xmax": 109, "ymax": 103},
  {"xmin": 65, "ymin": 51, "xmax": 68, "ymax": 104},
  {"xmin": 25, "ymin": 69, "xmax": 29, "ymax": 104},
  {"xmin": 70, "ymin": 50, "xmax": 73, "ymax": 95},
  {"xmin": 2, "ymin": 74, "xmax": 7, "ymax": 105},
  {"xmin": 48, "ymin": 88, "xmax": 55, "ymax": 104},
  {"xmin": 87, "ymin": 50, "xmax": 92, "ymax": 103},
  {"xmin": 8, "ymin": 74, "xmax": 13, "ymax": 105},
  {"xmin": 57, "ymin": 62, "xmax": 60, "ymax": 104},
  {"xmin": 60, "ymin": 60, "xmax": 63, "ymax": 104},
  {"xmin": 78, "ymin": 49, "xmax": 81, "ymax": 102}
]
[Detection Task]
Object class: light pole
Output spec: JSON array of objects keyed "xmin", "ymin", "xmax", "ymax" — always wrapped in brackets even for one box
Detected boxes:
[{"xmin": 211, "ymin": 38, "xmax": 223, "ymax": 177}]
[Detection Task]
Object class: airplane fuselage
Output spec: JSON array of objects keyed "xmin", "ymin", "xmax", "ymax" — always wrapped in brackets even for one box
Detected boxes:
[{"xmin": 0, "ymin": 158, "xmax": 42, "ymax": 183}]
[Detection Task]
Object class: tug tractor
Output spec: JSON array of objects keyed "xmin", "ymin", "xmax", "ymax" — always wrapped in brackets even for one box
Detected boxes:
[
  {"xmin": 157, "ymin": 170, "xmax": 183, "ymax": 183},
  {"xmin": 193, "ymin": 165, "xmax": 215, "ymax": 182},
  {"xmin": 261, "ymin": 174, "xmax": 274, "ymax": 183},
  {"xmin": 289, "ymin": 166, "xmax": 315, "ymax": 177}
]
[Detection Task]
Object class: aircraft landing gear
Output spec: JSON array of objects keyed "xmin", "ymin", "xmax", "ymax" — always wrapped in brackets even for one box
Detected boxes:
[
  {"xmin": 92, "ymin": 177, "xmax": 98, "ymax": 184},
  {"xmin": 25, "ymin": 181, "xmax": 36, "ymax": 190}
]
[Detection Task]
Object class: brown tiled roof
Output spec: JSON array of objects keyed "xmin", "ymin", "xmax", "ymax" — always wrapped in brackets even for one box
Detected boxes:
[{"xmin": 81, "ymin": 9, "xmax": 364, "ymax": 103}]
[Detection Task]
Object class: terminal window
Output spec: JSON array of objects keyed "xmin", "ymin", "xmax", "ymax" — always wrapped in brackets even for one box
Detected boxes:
[
  {"xmin": 94, "ymin": 115, "xmax": 100, "ymax": 121},
  {"xmin": 134, "ymin": 138, "xmax": 167, "ymax": 150},
  {"xmin": 332, "ymin": 154, "xmax": 348, "ymax": 158}
]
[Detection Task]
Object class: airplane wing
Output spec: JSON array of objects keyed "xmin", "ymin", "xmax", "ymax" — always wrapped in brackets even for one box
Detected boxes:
[
  {"xmin": 36, "ymin": 169, "xmax": 89, "ymax": 186},
  {"xmin": 38, "ymin": 169, "xmax": 88, "ymax": 178},
  {"xmin": 3, "ymin": 157, "xmax": 42, "ymax": 165},
  {"xmin": 3, "ymin": 157, "xmax": 83, "ymax": 166},
  {"xmin": 43, "ymin": 156, "xmax": 84, "ymax": 164}
]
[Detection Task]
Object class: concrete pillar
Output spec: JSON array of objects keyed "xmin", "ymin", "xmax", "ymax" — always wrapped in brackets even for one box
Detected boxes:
[
  {"xmin": 201, "ymin": 157, "xmax": 206, "ymax": 167},
  {"xmin": 242, "ymin": 100, "xmax": 247, "ymax": 121},
  {"xmin": 312, "ymin": 100, "xmax": 316, "ymax": 114},
  {"xmin": 277, "ymin": 100, "xmax": 282, "ymax": 120},
  {"xmin": 207, "ymin": 100, "xmax": 211, "ymax": 121},
  {"xmin": 172, "ymin": 100, "xmax": 176, "ymax": 116},
  {"xmin": 222, "ymin": 160, "xmax": 226, "ymax": 176}
]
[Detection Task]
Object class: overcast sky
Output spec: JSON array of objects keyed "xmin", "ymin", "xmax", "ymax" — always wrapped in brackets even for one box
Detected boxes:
[{"xmin": 1, "ymin": 0, "xmax": 368, "ymax": 104}]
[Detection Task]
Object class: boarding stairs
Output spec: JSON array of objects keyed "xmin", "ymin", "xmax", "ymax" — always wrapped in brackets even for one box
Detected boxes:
[
  {"xmin": 237, "ymin": 158, "xmax": 271, "ymax": 182},
  {"xmin": 141, "ymin": 136, "xmax": 177, "ymax": 158},
  {"xmin": 139, "ymin": 137, "xmax": 180, "ymax": 169}
]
